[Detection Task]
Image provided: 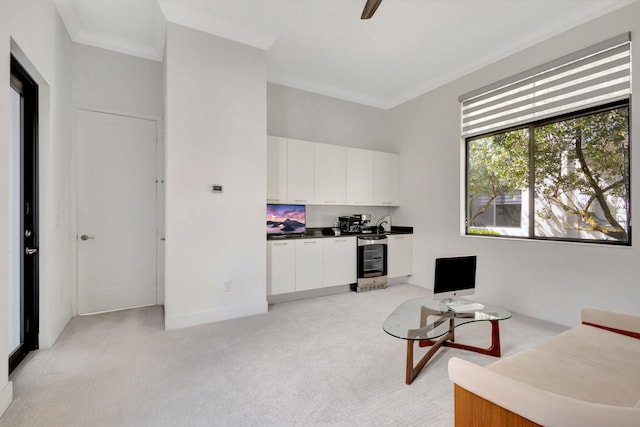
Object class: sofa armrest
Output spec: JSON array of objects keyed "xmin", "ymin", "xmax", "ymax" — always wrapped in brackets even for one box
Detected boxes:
[
  {"xmin": 448, "ymin": 357, "xmax": 640, "ymax": 427},
  {"xmin": 581, "ymin": 307, "xmax": 640, "ymax": 337}
]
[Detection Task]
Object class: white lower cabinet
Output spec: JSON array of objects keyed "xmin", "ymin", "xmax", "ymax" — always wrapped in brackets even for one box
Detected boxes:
[
  {"xmin": 323, "ymin": 237, "xmax": 356, "ymax": 287},
  {"xmin": 269, "ymin": 234, "xmax": 413, "ymax": 295},
  {"xmin": 295, "ymin": 239, "xmax": 324, "ymax": 291},
  {"xmin": 268, "ymin": 237, "xmax": 359, "ymax": 296},
  {"xmin": 388, "ymin": 234, "xmax": 413, "ymax": 278},
  {"xmin": 267, "ymin": 241, "xmax": 296, "ymax": 295}
]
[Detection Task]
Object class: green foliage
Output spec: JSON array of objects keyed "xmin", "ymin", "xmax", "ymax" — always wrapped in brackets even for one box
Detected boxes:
[
  {"xmin": 467, "ymin": 128, "xmax": 528, "ymax": 225},
  {"xmin": 467, "ymin": 228, "xmax": 500, "ymax": 236},
  {"xmin": 467, "ymin": 106, "xmax": 630, "ymax": 241},
  {"xmin": 534, "ymin": 107, "xmax": 629, "ymax": 241}
]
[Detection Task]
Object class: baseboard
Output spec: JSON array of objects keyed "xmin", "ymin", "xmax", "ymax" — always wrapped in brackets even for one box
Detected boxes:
[
  {"xmin": 39, "ymin": 314, "xmax": 72, "ymax": 349},
  {"xmin": 267, "ymin": 281, "xmax": 412, "ymax": 305},
  {"xmin": 388, "ymin": 276, "xmax": 410, "ymax": 285},
  {"xmin": 267, "ymin": 284, "xmax": 351, "ymax": 304},
  {"xmin": 0, "ymin": 382, "xmax": 12, "ymax": 417},
  {"xmin": 165, "ymin": 301, "xmax": 268, "ymax": 330}
]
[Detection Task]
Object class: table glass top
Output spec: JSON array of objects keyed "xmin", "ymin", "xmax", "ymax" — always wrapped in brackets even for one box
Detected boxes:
[{"xmin": 383, "ymin": 297, "xmax": 512, "ymax": 341}]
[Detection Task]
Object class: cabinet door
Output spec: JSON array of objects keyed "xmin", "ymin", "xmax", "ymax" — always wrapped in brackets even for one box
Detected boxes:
[
  {"xmin": 388, "ymin": 235, "xmax": 413, "ymax": 277},
  {"xmin": 323, "ymin": 237, "xmax": 356, "ymax": 286},
  {"xmin": 295, "ymin": 239, "xmax": 324, "ymax": 291},
  {"xmin": 346, "ymin": 147, "xmax": 374, "ymax": 206},
  {"xmin": 267, "ymin": 136, "xmax": 288, "ymax": 203},
  {"xmin": 373, "ymin": 152, "xmax": 399, "ymax": 206},
  {"xmin": 314, "ymin": 143, "xmax": 346, "ymax": 205},
  {"xmin": 287, "ymin": 139, "xmax": 314, "ymax": 204},
  {"xmin": 267, "ymin": 241, "xmax": 296, "ymax": 295}
]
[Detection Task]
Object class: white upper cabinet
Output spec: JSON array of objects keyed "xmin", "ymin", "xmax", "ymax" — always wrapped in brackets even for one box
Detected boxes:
[
  {"xmin": 314, "ymin": 143, "xmax": 346, "ymax": 205},
  {"xmin": 267, "ymin": 136, "xmax": 288, "ymax": 203},
  {"xmin": 345, "ymin": 147, "xmax": 374, "ymax": 206},
  {"xmin": 287, "ymin": 139, "xmax": 314, "ymax": 204},
  {"xmin": 267, "ymin": 136, "xmax": 399, "ymax": 207},
  {"xmin": 373, "ymin": 151, "xmax": 399, "ymax": 206}
]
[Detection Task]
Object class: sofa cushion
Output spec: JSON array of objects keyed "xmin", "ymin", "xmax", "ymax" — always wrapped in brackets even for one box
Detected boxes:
[{"xmin": 487, "ymin": 324, "xmax": 640, "ymax": 407}]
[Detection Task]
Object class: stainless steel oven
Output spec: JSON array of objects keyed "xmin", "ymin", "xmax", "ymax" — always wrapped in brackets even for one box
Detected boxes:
[{"xmin": 355, "ymin": 235, "xmax": 388, "ymax": 292}]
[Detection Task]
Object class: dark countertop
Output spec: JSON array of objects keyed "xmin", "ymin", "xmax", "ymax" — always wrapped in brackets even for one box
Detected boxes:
[{"xmin": 267, "ymin": 226, "xmax": 413, "ymax": 241}]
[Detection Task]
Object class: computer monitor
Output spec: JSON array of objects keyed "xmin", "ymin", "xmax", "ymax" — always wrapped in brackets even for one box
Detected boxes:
[{"xmin": 433, "ymin": 255, "xmax": 477, "ymax": 301}]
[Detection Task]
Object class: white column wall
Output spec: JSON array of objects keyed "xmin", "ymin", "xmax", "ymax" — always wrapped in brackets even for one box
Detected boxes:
[
  {"xmin": 164, "ymin": 23, "xmax": 268, "ymax": 329},
  {"xmin": 390, "ymin": 2, "xmax": 640, "ymax": 327},
  {"xmin": 0, "ymin": 0, "xmax": 74, "ymax": 416}
]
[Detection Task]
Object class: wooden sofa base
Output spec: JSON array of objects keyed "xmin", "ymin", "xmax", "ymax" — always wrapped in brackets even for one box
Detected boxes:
[{"xmin": 454, "ymin": 385, "xmax": 542, "ymax": 427}]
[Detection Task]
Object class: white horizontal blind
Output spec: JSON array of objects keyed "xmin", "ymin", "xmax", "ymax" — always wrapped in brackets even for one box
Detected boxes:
[{"xmin": 460, "ymin": 33, "xmax": 631, "ymax": 138}]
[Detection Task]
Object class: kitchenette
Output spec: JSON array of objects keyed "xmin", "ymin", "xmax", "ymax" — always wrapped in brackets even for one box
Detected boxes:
[{"xmin": 266, "ymin": 136, "xmax": 413, "ymax": 302}]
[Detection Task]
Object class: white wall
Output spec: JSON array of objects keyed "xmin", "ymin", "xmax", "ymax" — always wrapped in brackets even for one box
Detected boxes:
[
  {"xmin": 164, "ymin": 23, "xmax": 268, "ymax": 329},
  {"xmin": 390, "ymin": 2, "xmax": 640, "ymax": 327},
  {"xmin": 268, "ymin": 83, "xmax": 391, "ymax": 152},
  {"xmin": 0, "ymin": 0, "xmax": 74, "ymax": 415},
  {"xmin": 71, "ymin": 44, "xmax": 164, "ymax": 117}
]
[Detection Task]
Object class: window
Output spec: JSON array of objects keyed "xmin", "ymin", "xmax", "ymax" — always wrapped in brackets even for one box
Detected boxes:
[{"xmin": 462, "ymin": 34, "xmax": 631, "ymax": 245}]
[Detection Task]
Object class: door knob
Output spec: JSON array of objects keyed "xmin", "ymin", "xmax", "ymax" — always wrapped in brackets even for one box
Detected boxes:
[
  {"xmin": 25, "ymin": 247, "xmax": 38, "ymax": 255},
  {"xmin": 80, "ymin": 235, "xmax": 95, "ymax": 241}
]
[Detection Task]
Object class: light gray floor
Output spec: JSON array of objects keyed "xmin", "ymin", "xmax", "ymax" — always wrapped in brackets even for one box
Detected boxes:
[{"xmin": 1, "ymin": 284, "xmax": 567, "ymax": 426}]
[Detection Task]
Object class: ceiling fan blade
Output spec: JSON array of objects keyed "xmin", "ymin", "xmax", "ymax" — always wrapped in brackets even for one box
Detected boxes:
[{"xmin": 361, "ymin": 0, "xmax": 383, "ymax": 19}]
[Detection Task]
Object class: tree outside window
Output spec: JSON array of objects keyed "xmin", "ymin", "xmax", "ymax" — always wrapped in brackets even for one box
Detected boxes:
[{"xmin": 467, "ymin": 103, "xmax": 630, "ymax": 244}]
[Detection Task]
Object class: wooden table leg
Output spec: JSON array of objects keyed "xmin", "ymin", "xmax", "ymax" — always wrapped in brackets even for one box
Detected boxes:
[
  {"xmin": 419, "ymin": 319, "xmax": 502, "ymax": 357},
  {"xmin": 406, "ymin": 330, "xmax": 453, "ymax": 384}
]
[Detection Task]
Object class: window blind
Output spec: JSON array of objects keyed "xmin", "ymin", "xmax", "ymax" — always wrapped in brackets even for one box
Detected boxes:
[{"xmin": 460, "ymin": 33, "xmax": 631, "ymax": 138}]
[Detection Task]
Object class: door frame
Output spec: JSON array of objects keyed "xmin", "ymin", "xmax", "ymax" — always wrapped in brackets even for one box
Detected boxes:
[
  {"xmin": 9, "ymin": 55, "xmax": 40, "ymax": 373},
  {"xmin": 72, "ymin": 105, "xmax": 165, "ymax": 316}
]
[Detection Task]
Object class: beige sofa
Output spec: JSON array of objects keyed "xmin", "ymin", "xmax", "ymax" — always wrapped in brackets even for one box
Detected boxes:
[{"xmin": 448, "ymin": 307, "xmax": 640, "ymax": 426}]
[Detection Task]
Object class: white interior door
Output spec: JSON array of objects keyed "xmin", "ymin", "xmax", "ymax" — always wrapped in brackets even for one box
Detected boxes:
[{"xmin": 77, "ymin": 109, "xmax": 158, "ymax": 315}]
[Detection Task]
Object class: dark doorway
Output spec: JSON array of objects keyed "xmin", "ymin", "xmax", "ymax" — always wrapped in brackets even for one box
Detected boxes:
[{"xmin": 9, "ymin": 56, "xmax": 39, "ymax": 373}]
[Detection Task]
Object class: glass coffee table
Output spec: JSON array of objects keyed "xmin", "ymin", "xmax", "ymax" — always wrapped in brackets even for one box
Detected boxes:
[{"xmin": 383, "ymin": 297, "xmax": 511, "ymax": 384}]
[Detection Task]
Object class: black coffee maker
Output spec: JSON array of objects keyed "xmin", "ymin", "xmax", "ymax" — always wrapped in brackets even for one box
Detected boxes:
[{"xmin": 338, "ymin": 215, "xmax": 362, "ymax": 234}]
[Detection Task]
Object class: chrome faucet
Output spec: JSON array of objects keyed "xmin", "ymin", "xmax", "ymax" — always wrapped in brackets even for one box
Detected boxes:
[{"xmin": 376, "ymin": 219, "xmax": 388, "ymax": 234}]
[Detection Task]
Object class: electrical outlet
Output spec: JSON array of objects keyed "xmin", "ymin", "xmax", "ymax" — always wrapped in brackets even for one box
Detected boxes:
[{"xmin": 224, "ymin": 280, "xmax": 232, "ymax": 292}]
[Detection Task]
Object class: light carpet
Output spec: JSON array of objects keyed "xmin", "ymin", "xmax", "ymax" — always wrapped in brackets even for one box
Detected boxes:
[{"xmin": 1, "ymin": 284, "xmax": 567, "ymax": 426}]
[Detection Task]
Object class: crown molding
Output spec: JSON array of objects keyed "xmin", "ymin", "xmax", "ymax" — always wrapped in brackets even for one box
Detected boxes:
[{"xmin": 53, "ymin": 0, "xmax": 165, "ymax": 61}]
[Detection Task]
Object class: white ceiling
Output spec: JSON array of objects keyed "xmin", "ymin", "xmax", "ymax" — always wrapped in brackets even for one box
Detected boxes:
[{"xmin": 53, "ymin": 0, "xmax": 637, "ymax": 109}]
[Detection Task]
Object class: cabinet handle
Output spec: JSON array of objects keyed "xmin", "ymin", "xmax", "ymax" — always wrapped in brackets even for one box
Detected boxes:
[
  {"xmin": 325, "ymin": 200, "xmax": 336, "ymax": 203},
  {"xmin": 273, "ymin": 242, "xmax": 288, "ymax": 246},
  {"xmin": 335, "ymin": 239, "xmax": 347, "ymax": 242},
  {"xmin": 304, "ymin": 241, "xmax": 317, "ymax": 244},
  {"xmin": 294, "ymin": 199, "xmax": 307, "ymax": 203}
]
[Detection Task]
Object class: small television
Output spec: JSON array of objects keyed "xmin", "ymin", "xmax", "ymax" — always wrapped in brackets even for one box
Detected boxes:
[
  {"xmin": 266, "ymin": 204, "xmax": 306, "ymax": 236},
  {"xmin": 433, "ymin": 255, "xmax": 477, "ymax": 301}
]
